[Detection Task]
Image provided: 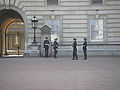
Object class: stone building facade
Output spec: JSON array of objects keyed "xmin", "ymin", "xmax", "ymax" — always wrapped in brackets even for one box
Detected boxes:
[{"xmin": 0, "ymin": 0, "xmax": 120, "ymax": 57}]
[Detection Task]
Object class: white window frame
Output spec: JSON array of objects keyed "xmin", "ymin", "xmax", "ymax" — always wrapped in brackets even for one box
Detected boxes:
[
  {"xmin": 90, "ymin": 19, "xmax": 104, "ymax": 42},
  {"xmin": 44, "ymin": 16, "xmax": 62, "ymax": 43},
  {"xmin": 89, "ymin": 15, "xmax": 106, "ymax": 42}
]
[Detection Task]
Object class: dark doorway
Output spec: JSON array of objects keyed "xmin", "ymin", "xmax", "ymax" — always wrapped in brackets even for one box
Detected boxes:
[{"xmin": 0, "ymin": 9, "xmax": 25, "ymax": 57}]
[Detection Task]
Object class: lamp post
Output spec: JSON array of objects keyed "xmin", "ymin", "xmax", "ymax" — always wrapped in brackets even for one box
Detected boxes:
[{"xmin": 31, "ymin": 16, "xmax": 38, "ymax": 44}]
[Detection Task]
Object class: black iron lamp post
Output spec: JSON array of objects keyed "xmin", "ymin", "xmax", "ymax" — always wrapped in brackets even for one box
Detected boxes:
[{"xmin": 31, "ymin": 16, "xmax": 38, "ymax": 44}]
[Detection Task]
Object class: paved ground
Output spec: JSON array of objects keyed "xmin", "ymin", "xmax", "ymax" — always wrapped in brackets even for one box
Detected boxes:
[{"xmin": 0, "ymin": 56, "xmax": 120, "ymax": 90}]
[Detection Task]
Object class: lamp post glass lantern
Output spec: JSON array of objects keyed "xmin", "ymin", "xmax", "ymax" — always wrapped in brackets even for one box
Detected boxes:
[{"xmin": 31, "ymin": 16, "xmax": 38, "ymax": 44}]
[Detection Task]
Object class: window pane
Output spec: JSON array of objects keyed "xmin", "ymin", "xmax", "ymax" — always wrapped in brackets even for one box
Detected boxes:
[
  {"xmin": 92, "ymin": 0, "xmax": 102, "ymax": 4},
  {"xmin": 47, "ymin": 0, "xmax": 58, "ymax": 5},
  {"xmin": 46, "ymin": 20, "xmax": 60, "ymax": 42},
  {"xmin": 90, "ymin": 19, "xmax": 103, "ymax": 41}
]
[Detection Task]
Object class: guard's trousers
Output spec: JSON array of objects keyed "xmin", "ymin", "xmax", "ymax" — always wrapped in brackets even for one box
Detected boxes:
[
  {"xmin": 73, "ymin": 49, "xmax": 78, "ymax": 60},
  {"xmin": 45, "ymin": 46, "xmax": 49, "ymax": 57},
  {"xmin": 83, "ymin": 48, "xmax": 87, "ymax": 59},
  {"xmin": 54, "ymin": 49, "xmax": 58, "ymax": 58}
]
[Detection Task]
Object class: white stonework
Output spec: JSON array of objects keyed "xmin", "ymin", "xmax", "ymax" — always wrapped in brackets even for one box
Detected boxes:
[{"xmin": 0, "ymin": 0, "xmax": 120, "ymax": 56}]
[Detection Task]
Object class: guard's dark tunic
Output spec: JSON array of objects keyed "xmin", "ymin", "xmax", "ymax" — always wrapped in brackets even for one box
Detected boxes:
[
  {"xmin": 83, "ymin": 41, "xmax": 87, "ymax": 59},
  {"xmin": 53, "ymin": 41, "xmax": 59, "ymax": 58},
  {"xmin": 72, "ymin": 41, "xmax": 78, "ymax": 60},
  {"xmin": 44, "ymin": 40, "xmax": 49, "ymax": 57}
]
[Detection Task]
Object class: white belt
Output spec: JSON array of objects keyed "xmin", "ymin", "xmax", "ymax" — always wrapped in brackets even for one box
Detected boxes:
[{"xmin": 45, "ymin": 44, "xmax": 49, "ymax": 45}]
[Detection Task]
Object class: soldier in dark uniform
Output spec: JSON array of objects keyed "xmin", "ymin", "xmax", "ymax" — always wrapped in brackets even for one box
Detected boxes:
[
  {"xmin": 43, "ymin": 37, "xmax": 49, "ymax": 57},
  {"xmin": 83, "ymin": 38, "xmax": 87, "ymax": 60},
  {"xmin": 72, "ymin": 38, "xmax": 78, "ymax": 60},
  {"xmin": 53, "ymin": 38, "xmax": 59, "ymax": 58}
]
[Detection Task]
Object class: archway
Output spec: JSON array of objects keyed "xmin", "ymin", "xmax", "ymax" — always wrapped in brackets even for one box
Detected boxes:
[{"xmin": 0, "ymin": 9, "xmax": 25, "ymax": 56}]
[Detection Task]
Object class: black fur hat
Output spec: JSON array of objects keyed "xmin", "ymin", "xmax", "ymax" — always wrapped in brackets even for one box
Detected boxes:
[
  {"xmin": 73, "ymin": 38, "xmax": 76, "ymax": 40},
  {"xmin": 84, "ymin": 38, "xmax": 87, "ymax": 40}
]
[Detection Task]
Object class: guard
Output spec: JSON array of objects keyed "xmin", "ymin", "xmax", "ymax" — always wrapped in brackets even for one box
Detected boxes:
[
  {"xmin": 72, "ymin": 38, "xmax": 78, "ymax": 60},
  {"xmin": 43, "ymin": 37, "xmax": 49, "ymax": 57},
  {"xmin": 53, "ymin": 38, "xmax": 59, "ymax": 58},
  {"xmin": 83, "ymin": 38, "xmax": 87, "ymax": 60}
]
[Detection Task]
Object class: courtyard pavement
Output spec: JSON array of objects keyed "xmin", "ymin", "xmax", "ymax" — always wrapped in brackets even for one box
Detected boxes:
[{"xmin": 0, "ymin": 56, "xmax": 120, "ymax": 90}]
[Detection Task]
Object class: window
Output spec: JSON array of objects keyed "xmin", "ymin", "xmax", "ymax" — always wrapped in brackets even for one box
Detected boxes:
[
  {"xmin": 47, "ymin": 0, "xmax": 58, "ymax": 5},
  {"xmin": 91, "ymin": 0, "xmax": 102, "ymax": 4},
  {"xmin": 90, "ymin": 19, "xmax": 103, "ymax": 41},
  {"xmin": 46, "ymin": 20, "xmax": 60, "ymax": 42}
]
